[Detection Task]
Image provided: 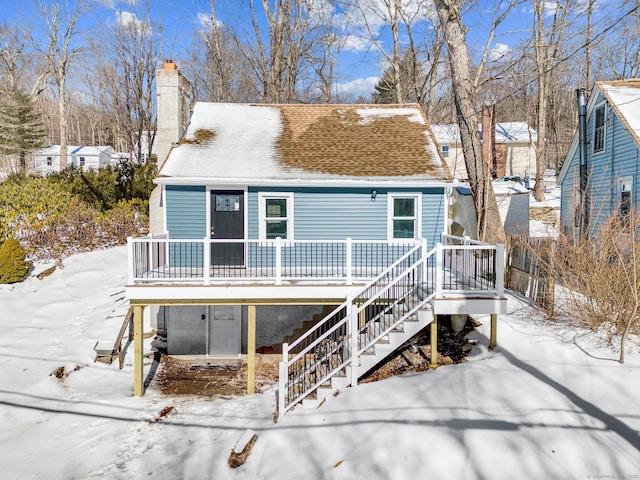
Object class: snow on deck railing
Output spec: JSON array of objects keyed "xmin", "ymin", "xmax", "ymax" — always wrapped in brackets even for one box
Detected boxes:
[{"xmin": 127, "ymin": 237, "xmax": 419, "ymax": 285}]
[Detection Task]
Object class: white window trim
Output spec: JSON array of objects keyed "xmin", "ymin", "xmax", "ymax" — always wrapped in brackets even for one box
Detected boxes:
[
  {"xmin": 258, "ymin": 192, "xmax": 294, "ymax": 241},
  {"xmin": 387, "ymin": 193, "xmax": 422, "ymax": 241},
  {"xmin": 593, "ymin": 102, "xmax": 606, "ymax": 154},
  {"xmin": 618, "ymin": 176, "xmax": 633, "ymax": 215}
]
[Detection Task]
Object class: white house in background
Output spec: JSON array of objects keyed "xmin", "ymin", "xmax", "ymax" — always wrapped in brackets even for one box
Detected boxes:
[
  {"xmin": 432, "ymin": 122, "xmax": 537, "ymax": 180},
  {"xmin": 134, "ymin": 131, "xmax": 157, "ymax": 164},
  {"xmin": 33, "ymin": 145, "xmax": 115, "ymax": 174}
]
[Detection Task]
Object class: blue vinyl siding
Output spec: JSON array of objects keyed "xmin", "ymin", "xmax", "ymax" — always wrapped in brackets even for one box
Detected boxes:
[
  {"xmin": 560, "ymin": 88, "xmax": 640, "ymax": 237},
  {"xmin": 166, "ymin": 185, "xmax": 207, "ymax": 238},
  {"xmin": 248, "ymin": 186, "xmax": 446, "ymax": 246},
  {"xmin": 166, "ymin": 185, "xmax": 207, "ymax": 268}
]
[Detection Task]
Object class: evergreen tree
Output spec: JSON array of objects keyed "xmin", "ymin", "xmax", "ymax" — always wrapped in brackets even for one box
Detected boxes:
[{"xmin": 0, "ymin": 90, "xmax": 46, "ymax": 173}]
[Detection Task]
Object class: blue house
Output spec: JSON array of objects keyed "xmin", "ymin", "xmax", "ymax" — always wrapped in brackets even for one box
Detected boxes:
[
  {"xmin": 558, "ymin": 80, "xmax": 640, "ymax": 238},
  {"xmin": 123, "ymin": 63, "xmax": 506, "ymax": 414}
]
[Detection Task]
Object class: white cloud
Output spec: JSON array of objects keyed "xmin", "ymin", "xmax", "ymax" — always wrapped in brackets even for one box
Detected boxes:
[
  {"xmin": 343, "ymin": 34, "xmax": 372, "ymax": 53},
  {"xmin": 335, "ymin": 76, "xmax": 379, "ymax": 100},
  {"xmin": 115, "ymin": 10, "xmax": 150, "ymax": 34},
  {"xmin": 489, "ymin": 43, "xmax": 511, "ymax": 62},
  {"xmin": 197, "ymin": 12, "xmax": 224, "ymax": 29},
  {"xmin": 95, "ymin": 0, "xmax": 138, "ymax": 7}
]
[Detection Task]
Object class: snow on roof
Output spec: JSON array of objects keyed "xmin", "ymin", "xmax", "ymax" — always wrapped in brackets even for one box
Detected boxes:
[
  {"xmin": 157, "ymin": 103, "xmax": 450, "ymax": 185},
  {"xmin": 35, "ymin": 145, "xmax": 115, "ymax": 156},
  {"xmin": 598, "ymin": 79, "xmax": 640, "ymax": 146},
  {"xmin": 432, "ymin": 122, "xmax": 537, "ymax": 144}
]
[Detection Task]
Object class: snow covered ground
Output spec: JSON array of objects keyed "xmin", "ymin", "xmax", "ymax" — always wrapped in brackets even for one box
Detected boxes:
[{"xmin": 1, "ymin": 246, "xmax": 639, "ymax": 479}]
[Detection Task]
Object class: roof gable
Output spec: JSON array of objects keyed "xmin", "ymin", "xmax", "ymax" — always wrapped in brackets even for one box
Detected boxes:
[
  {"xmin": 597, "ymin": 79, "xmax": 640, "ymax": 148},
  {"xmin": 158, "ymin": 103, "xmax": 450, "ymax": 185}
]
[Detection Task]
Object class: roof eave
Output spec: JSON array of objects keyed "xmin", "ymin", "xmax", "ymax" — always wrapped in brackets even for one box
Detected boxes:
[{"xmin": 154, "ymin": 176, "xmax": 452, "ymax": 188}]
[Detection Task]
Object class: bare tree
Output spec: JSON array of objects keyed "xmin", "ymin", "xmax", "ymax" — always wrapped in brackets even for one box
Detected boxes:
[
  {"xmin": 187, "ymin": 1, "xmax": 254, "ymax": 102},
  {"xmin": 310, "ymin": 4, "xmax": 346, "ymax": 102},
  {"xmin": 531, "ymin": 0, "xmax": 573, "ymax": 201},
  {"xmin": 92, "ymin": 1, "xmax": 162, "ymax": 162},
  {"xmin": 434, "ymin": 0, "xmax": 506, "ymax": 242},
  {"xmin": 233, "ymin": 0, "xmax": 319, "ymax": 103},
  {"xmin": 0, "ymin": 23, "xmax": 48, "ymax": 96},
  {"xmin": 37, "ymin": 0, "xmax": 85, "ymax": 171}
]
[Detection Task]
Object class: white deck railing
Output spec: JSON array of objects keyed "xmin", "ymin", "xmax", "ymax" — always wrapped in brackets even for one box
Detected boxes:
[
  {"xmin": 127, "ymin": 234, "xmax": 504, "ymax": 295},
  {"xmin": 127, "ymin": 236, "xmax": 420, "ymax": 285}
]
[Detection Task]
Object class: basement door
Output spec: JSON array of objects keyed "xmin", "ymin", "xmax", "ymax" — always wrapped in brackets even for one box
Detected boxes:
[
  {"xmin": 210, "ymin": 190, "xmax": 245, "ymax": 266},
  {"xmin": 208, "ymin": 306, "xmax": 241, "ymax": 356}
]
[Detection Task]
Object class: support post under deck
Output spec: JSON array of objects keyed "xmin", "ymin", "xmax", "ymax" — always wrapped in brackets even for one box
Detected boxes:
[
  {"xmin": 133, "ymin": 305, "xmax": 144, "ymax": 396},
  {"xmin": 489, "ymin": 314, "xmax": 497, "ymax": 350},
  {"xmin": 247, "ymin": 305, "xmax": 256, "ymax": 395},
  {"xmin": 429, "ymin": 315, "xmax": 438, "ymax": 368}
]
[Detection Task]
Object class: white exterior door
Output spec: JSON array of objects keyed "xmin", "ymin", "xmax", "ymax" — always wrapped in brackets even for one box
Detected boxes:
[{"xmin": 208, "ymin": 306, "xmax": 241, "ymax": 356}]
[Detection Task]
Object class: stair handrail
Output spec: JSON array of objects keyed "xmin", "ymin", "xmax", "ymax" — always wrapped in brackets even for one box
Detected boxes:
[
  {"xmin": 279, "ymin": 241, "xmax": 432, "ymax": 415},
  {"xmin": 285, "ymin": 241, "xmax": 424, "ymax": 357}
]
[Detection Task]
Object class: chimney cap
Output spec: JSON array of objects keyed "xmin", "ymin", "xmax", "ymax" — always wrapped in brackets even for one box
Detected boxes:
[{"xmin": 163, "ymin": 59, "xmax": 177, "ymax": 70}]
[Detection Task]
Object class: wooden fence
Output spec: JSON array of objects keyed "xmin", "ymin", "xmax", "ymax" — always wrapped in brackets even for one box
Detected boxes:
[{"xmin": 505, "ymin": 235, "xmax": 555, "ymax": 315}]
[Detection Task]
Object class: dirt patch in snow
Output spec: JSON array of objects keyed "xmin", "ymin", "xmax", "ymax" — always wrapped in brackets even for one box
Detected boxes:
[
  {"xmin": 148, "ymin": 317, "xmax": 478, "ymax": 396},
  {"xmin": 148, "ymin": 355, "xmax": 279, "ymax": 397}
]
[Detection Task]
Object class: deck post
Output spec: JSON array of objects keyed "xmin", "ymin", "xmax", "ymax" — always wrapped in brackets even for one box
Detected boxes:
[
  {"xmin": 247, "ymin": 305, "xmax": 256, "ymax": 394},
  {"xmin": 429, "ymin": 315, "xmax": 438, "ymax": 368},
  {"xmin": 463, "ymin": 236, "xmax": 471, "ymax": 281},
  {"xmin": 133, "ymin": 305, "xmax": 144, "ymax": 396},
  {"xmin": 347, "ymin": 296, "xmax": 358, "ymax": 386},
  {"xmin": 435, "ymin": 244, "xmax": 444, "ymax": 295},
  {"xmin": 203, "ymin": 237, "xmax": 211, "ymax": 284},
  {"xmin": 127, "ymin": 237, "xmax": 134, "ymax": 284},
  {"xmin": 421, "ymin": 238, "xmax": 428, "ymax": 284},
  {"xmin": 346, "ymin": 237, "xmax": 353, "ymax": 285},
  {"xmin": 489, "ymin": 314, "xmax": 498, "ymax": 350},
  {"xmin": 278, "ymin": 343, "xmax": 288, "ymax": 418},
  {"xmin": 495, "ymin": 243, "xmax": 505, "ymax": 296},
  {"xmin": 275, "ymin": 237, "xmax": 282, "ymax": 285}
]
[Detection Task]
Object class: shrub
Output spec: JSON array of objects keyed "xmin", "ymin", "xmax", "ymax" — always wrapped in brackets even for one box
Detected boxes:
[{"xmin": 0, "ymin": 237, "xmax": 31, "ymax": 283}]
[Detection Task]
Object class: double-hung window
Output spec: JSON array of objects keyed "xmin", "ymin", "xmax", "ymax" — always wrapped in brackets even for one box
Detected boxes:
[
  {"xmin": 619, "ymin": 177, "xmax": 632, "ymax": 217},
  {"xmin": 388, "ymin": 194, "xmax": 421, "ymax": 240},
  {"xmin": 441, "ymin": 145, "xmax": 449, "ymax": 158},
  {"xmin": 593, "ymin": 104, "xmax": 606, "ymax": 154},
  {"xmin": 259, "ymin": 192, "xmax": 293, "ymax": 240}
]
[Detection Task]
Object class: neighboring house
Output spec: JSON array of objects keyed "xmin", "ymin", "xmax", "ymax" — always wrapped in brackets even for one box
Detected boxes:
[
  {"xmin": 432, "ymin": 122, "xmax": 537, "ymax": 180},
  {"xmin": 123, "ymin": 63, "xmax": 506, "ymax": 415},
  {"xmin": 33, "ymin": 145, "xmax": 115, "ymax": 174},
  {"xmin": 558, "ymin": 79, "xmax": 640, "ymax": 238},
  {"xmin": 134, "ymin": 130, "xmax": 157, "ymax": 164}
]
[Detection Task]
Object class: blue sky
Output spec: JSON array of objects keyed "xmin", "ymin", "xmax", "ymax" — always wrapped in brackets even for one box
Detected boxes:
[{"xmin": 0, "ymin": 0, "xmax": 624, "ymax": 99}]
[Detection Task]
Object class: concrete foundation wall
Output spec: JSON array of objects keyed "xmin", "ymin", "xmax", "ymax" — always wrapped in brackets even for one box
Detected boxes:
[
  {"xmin": 166, "ymin": 306, "xmax": 206, "ymax": 355},
  {"xmin": 163, "ymin": 304, "xmax": 327, "ymax": 355},
  {"xmin": 254, "ymin": 305, "xmax": 325, "ymax": 349}
]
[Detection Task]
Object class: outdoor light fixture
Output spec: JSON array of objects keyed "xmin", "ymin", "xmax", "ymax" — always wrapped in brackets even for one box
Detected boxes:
[{"xmin": 371, "ymin": 189, "xmax": 377, "ymax": 201}]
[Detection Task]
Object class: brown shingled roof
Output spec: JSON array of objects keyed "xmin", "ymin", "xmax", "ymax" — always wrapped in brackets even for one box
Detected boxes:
[{"xmin": 259, "ymin": 103, "xmax": 450, "ymax": 179}]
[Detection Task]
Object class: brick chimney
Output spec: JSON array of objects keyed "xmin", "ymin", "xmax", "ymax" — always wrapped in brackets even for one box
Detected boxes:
[
  {"xmin": 481, "ymin": 102, "xmax": 499, "ymax": 178},
  {"xmin": 156, "ymin": 59, "xmax": 192, "ymax": 166}
]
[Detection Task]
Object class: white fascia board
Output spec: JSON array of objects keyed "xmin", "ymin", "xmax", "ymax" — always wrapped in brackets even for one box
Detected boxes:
[{"xmin": 154, "ymin": 176, "xmax": 453, "ymax": 189}]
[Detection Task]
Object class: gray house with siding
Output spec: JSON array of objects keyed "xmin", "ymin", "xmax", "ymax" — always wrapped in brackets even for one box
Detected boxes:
[
  {"xmin": 124, "ymin": 63, "xmax": 506, "ymax": 409},
  {"xmin": 558, "ymin": 80, "xmax": 640, "ymax": 238}
]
